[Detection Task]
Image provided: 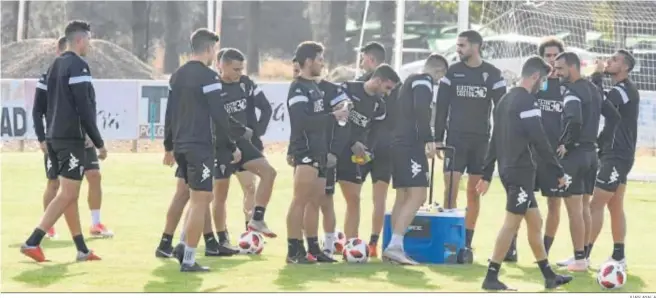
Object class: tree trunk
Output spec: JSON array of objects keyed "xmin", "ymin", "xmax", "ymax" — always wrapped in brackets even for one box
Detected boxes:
[
  {"xmin": 379, "ymin": 1, "xmax": 395, "ymax": 63},
  {"xmin": 131, "ymin": 1, "xmax": 148, "ymax": 61},
  {"xmin": 22, "ymin": 0, "xmax": 29, "ymax": 39},
  {"xmin": 10, "ymin": 0, "xmax": 19, "ymax": 41},
  {"xmin": 327, "ymin": 0, "xmax": 347, "ymax": 66},
  {"xmin": 164, "ymin": 1, "xmax": 181, "ymax": 73},
  {"xmin": 246, "ymin": 1, "xmax": 260, "ymax": 75}
]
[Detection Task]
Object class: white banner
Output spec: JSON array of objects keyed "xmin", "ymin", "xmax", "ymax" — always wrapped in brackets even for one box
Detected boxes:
[
  {"xmin": 3, "ymin": 79, "xmax": 656, "ymax": 148},
  {"xmin": 0, "ymin": 80, "xmax": 29, "ymax": 140}
]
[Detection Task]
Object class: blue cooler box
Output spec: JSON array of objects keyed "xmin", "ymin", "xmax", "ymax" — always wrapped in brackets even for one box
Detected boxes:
[{"xmin": 382, "ymin": 210, "xmax": 465, "ymax": 264}]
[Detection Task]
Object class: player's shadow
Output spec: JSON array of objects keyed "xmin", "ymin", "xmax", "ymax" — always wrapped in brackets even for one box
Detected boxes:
[
  {"xmin": 143, "ymin": 257, "xmax": 249, "ymax": 292},
  {"xmin": 508, "ymin": 263, "xmax": 647, "ymax": 292},
  {"xmin": 9, "ymin": 237, "xmax": 100, "ymax": 250},
  {"xmin": 274, "ymin": 261, "xmax": 440, "ymax": 291},
  {"xmin": 427, "ymin": 262, "xmax": 488, "ymax": 283},
  {"xmin": 12, "ymin": 261, "xmax": 84, "ymax": 288}
]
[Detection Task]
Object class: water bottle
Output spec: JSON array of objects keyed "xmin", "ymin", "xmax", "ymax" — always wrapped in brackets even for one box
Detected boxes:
[{"xmin": 337, "ymin": 101, "xmax": 349, "ymax": 127}]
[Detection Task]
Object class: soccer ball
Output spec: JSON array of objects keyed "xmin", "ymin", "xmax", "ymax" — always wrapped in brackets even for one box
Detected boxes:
[
  {"xmin": 237, "ymin": 231, "xmax": 264, "ymax": 255},
  {"xmin": 597, "ymin": 261, "xmax": 627, "ymax": 289},
  {"xmin": 333, "ymin": 230, "xmax": 347, "ymax": 254},
  {"xmin": 342, "ymin": 238, "xmax": 369, "ymax": 263}
]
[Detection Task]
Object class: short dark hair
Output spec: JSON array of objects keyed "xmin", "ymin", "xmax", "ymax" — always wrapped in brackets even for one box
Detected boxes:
[
  {"xmin": 538, "ymin": 36, "xmax": 565, "ymax": 57},
  {"xmin": 425, "ymin": 53, "xmax": 449, "ymax": 70},
  {"xmin": 617, "ymin": 49, "xmax": 636, "ymax": 72},
  {"xmin": 64, "ymin": 20, "xmax": 91, "ymax": 42},
  {"xmin": 294, "ymin": 41, "xmax": 324, "ymax": 67},
  {"xmin": 360, "ymin": 42, "xmax": 386, "ymax": 64},
  {"xmin": 521, "ymin": 56, "xmax": 551, "ymax": 78},
  {"xmin": 221, "ymin": 48, "xmax": 245, "ymax": 64},
  {"xmin": 190, "ymin": 28, "xmax": 219, "ymax": 54},
  {"xmin": 217, "ymin": 48, "xmax": 229, "ymax": 61},
  {"xmin": 458, "ymin": 30, "xmax": 483, "ymax": 47},
  {"xmin": 57, "ymin": 36, "xmax": 67, "ymax": 51},
  {"xmin": 555, "ymin": 51, "xmax": 581, "ymax": 70},
  {"xmin": 371, "ymin": 64, "xmax": 400, "ymax": 84}
]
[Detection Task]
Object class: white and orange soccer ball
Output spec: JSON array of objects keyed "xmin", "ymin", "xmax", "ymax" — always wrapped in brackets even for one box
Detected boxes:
[
  {"xmin": 597, "ymin": 261, "xmax": 627, "ymax": 289},
  {"xmin": 238, "ymin": 231, "xmax": 264, "ymax": 255},
  {"xmin": 342, "ymin": 238, "xmax": 369, "ymax": 263},
  {"xmin": 333, "ymin": 230, "xmax": 347, "ymax": 254}
]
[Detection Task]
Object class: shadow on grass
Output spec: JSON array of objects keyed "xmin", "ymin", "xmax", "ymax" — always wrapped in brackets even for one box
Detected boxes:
[
  {"xmin": 9, "ymin": 237, "xmax": 100, "ymax": 250},
  {"xmin": 12, "ymin": 262, "xmax": 84, "ymax": 288},
  {"xmin": 507, "ymin": 263, "xmax": 647, "ymax": 292},
  {"xmin": 143, "ymin": 257, "xmax": 249, "ymax": 292},
  {"xmin": 427, "ymin": 262, "xmax": 488, "ymax": 285},
  {"xmin": 274, "ymin": 260, "xmax": 440, "ymax": 291}
]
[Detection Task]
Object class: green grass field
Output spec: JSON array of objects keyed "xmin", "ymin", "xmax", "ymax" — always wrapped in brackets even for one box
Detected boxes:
[{"xmin": 2, "ymin": 152, "xmax": 656, "ymax": 292}]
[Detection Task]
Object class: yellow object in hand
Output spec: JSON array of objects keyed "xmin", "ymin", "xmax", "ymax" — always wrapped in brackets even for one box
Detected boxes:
[{"xmin": 351, "ymin": 153, "xmax": 373, "ymax": 165}]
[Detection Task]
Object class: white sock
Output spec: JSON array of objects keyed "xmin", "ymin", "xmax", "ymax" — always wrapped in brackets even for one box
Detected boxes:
[
  {"xmin": 182, "ymin": 245, "xmax": 196, "ymax": 266},
  {"xmin": 324, "ymin": 233, "xmax": 336, "ymax": 251},
  {"xmin": 389, "ymin": 234, "xmax": 404, "ymax": 249},
  {"xmin": 91, "ymin": 209, "xmax": 101, "ymax": 225}
]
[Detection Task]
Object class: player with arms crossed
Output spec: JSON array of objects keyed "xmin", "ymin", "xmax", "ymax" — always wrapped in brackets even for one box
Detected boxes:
[
  {"xmin": 551, "ymin": 52, "xmax": 621, "ymax": 271},
  {"xmin": 286, "ymin": 41, "xmax": 349, "ymax": 264},
  {"xmin": 434, "ymin": 30, "xmax": 507, "ymax": 263},
  {"xmin": 476, "ymin": 56, "xmax": 571, "ymax": 291},
  {"xmin": 355, "ymin": 42, "xmax": 398, "ymax": 256},
  {"xmin": 21, "ymin": 20, "xmax": 107, "ymax": 262},
  {"xmin": 588, "ymin": 50, "xmax": 639, "ymax": 268},
  {"xmin": 212, "ymin": 48, "xmax": 278, "ymax": 252},
  {"xmin": 166, "ymin": 29, "xmax": 251, "ymax": 272},
  {"xmin": 384, "ymin": 54, "xmax": 446, "ymax": 265}
]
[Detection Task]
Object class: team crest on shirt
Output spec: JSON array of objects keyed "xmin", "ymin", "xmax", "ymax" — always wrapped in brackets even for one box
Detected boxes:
[{"xmin": 482, "ymin": 72, "xmax": 488, "ymax": 83}]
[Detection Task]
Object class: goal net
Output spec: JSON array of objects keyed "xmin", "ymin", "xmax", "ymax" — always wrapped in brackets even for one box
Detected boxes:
[{"xmin": 479, "ymin": 0, "xmax": 656, "ymax": 156}]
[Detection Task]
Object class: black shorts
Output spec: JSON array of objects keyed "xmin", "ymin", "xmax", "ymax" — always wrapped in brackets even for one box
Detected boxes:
[
  {"xmin": 391, "ymin": 144, "xmax": 430, "ymax": 189},
  {"xmin": 336, "ymin": 148, "xmax": 363, "ymax": 185},
  {"xmin": 214, "ymin": 139, "xmax": 264, "ymax": 180},
  {"xmin": 595, "ymin": 156, "xmax": 633, "ymax": 192},
  {"xmin": 251, "ymin": 136, "xmax": 264, "ymax": 152},
  {"xmin": 292, "ymin": 152, "xmax": 326, "ymax": 178},
  {"xmin": 84, "ymin": 147, "xmax": 100, "ymax": 171},
  {"xmin": 501, "ymin": 171, "xmax": 538, "ymax": 215},
  {"xmin": 325, "ymin": 167, "xmax": 337, "ymax": 195},
  {"xmin": 535, "ymin": 164, "xmax": 565, "ymax": 198},
  {"xmin": 560, "ymin": 149, "xmax": 598, "ymax": 197},
  {"xmin": 174, "ymin": 147, "xmax": 214, "ymax": 192},
  {"xmin": 361, "ymin": 146, "xmax": 393, "ymax": 184},
  {"xmin": 443, "ymin": 133, "xmax": 488, "ymax": 175},
  {"xmin": 46, "ymin": 141, "xmax": 87, "ymax": 181}
]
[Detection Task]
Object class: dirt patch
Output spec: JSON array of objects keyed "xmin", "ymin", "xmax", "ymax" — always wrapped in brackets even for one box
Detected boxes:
[{"xmin": 1, "ymin": 38, "xmax": 157, "ymax": 79}]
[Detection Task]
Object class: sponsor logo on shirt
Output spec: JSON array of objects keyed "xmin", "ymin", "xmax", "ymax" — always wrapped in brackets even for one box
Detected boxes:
[{"xmin": 456, "ymin": 85, "xmax": 487, "ymax": 99}]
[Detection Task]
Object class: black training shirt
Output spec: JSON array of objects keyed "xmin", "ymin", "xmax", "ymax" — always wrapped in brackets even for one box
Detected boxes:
[
  {"xmin": 392, "ymin": 73, "xmax": 434, "ymax": 146},
  {"xmin": 164, "ymin": 61, "xmax": 247, "ymax": 152},
  {"xmin": 482, "ymin": 87, "xmax": 564, "ymax": 182},
  {"xmin": 434, "ymin": 61, "xmax": 506, "ymax": 141},
  {"xmin": 287, "ymin": 77, "xmax": 333, "ymax": 158},
  {"xmin": 317, "ymin": 80, "xmax": 350, "ymax": 155},
  {"xmin": 32, "ymin": 73, "xmax": 48, "ymax": 143},
  {"xmin": 341, "ymin": 81, "xmax": 386, "ymax": 151},
  {"xmin": 535, "ymin": 78, "xmax": 563, "ymax": 149},
  {"xmin": 600, "ymin": 79, "xmax": 640, "ymax": 161},
  {"xmin": 45, "ymin": 51, "xmax": 103, "ymax": 148},
  {"xmin": 356, "ymin": 71, "xmax": 397, "ymax": 149},
  {"xmin": 241, "ymin": 76, "xmax": 272, "ymax": 138}
]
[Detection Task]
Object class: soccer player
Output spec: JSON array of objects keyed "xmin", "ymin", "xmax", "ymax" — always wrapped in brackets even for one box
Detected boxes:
[
  {"xmin": 215, "ymin": 48, "xmax": 273, "ymax": 232},
  {"xmin": 305, "ymin": 72, "xmax": 350, "ymax": 262},
  {"xmin": 433, "ymin": 30, "xmax": 507, "ymax": 263},
  {"xmin": 21, "ymin": 20, "xmax": 106, "ymax": 262},
  {"xmin": 211, "ymin": 48, "xmax": 277, "ymax": 252},
  {"xmin": 551, "ymin": 52, "xmax": 621, "ymax": 272},
  {"xmin": 355, "ymin": 42, "xmax": 398, "ymax": 257},
  {"xmin": 33, "ymin": 36, "xmax": 114, "ymax": 240},
  {"xmin": 588, "ymin": 49, "xmax": 639, "ymax": 268},
  {"xmin": 384, "ymin": 54, "xmax": 445, "ymax": 265},
  {"xmin": 166, "ymin": 28, "xmax": 251, "ymax": 272},
  {"xmin": 337, "ymin": 65, "xmax": 398, "ymax": 240},
  {"xmin": 476, "ymin": 56, "xmax": 572, "ymax": 290},
  {"xmin": 286, "ymin": 41, "xmax": 349, "ymax": 264},
  {"xmin": 286, "ymin": 58, "xmax": 301, "ymax": 167}
]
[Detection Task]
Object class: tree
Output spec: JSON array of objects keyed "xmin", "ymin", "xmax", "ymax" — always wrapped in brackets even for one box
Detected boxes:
[
  {"xmin": 131, "ymin": 1, "xmax": 150, "ymax": 62},
  {"xmin": 431, "ymin": 0, "xmax": 484, "ymax": 26},
  {"xmin": 246, "ymin": 1, "xmax": 260, "ymax": 75},
  {"xmin": 163, "ymin": 1, "xmax": 181, "ymax": 73},
  {"xmin": 379, "ymin": 1, "xmax": 395, "ymax": 63},
  {"xmin": 327, "ymin": 0, "xmax": 348, "ymax": 66}
]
